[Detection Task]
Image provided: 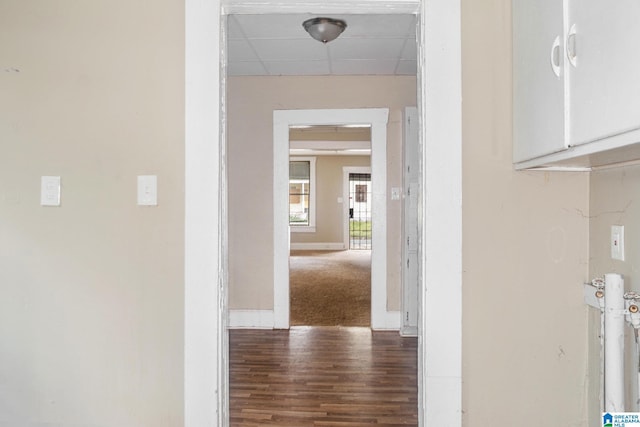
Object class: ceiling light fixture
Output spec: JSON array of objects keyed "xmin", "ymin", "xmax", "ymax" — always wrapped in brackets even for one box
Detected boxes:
[{"xmin": 302, "ymin": 17, "xmax": 347, "ymax": 44}]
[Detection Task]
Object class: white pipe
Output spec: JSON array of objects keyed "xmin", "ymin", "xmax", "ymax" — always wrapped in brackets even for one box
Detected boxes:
[
  {"xmin": 605, "ymin": 273, "xmax": 625, "ymax": 412},
  {"xmin": 636, "ymin": 330, "xmax": 640, "ymax": 409},
  {"xmin": 596, "ymin": 283, "xmax": 605, "ymax": 414},
  {"xmin": 600, "ymin": 296, "xmax": 605, "ymax": 414}
]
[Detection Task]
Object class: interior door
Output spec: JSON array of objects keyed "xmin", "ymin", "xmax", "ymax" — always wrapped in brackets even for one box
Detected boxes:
[{"xmin": 402, "ymin": 107, "xmax": 419, "ymax": 336}]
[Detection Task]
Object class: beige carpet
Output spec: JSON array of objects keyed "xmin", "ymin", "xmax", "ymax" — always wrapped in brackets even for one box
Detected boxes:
[{"xmin": 289, "ymin": 250, "xmax": 371, "ymax": 326}]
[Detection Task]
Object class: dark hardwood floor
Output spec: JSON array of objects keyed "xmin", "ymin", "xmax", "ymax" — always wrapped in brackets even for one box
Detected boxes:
[{"xmin": 229, "ymin": 326, "xmax": 418, "ymax": 426}]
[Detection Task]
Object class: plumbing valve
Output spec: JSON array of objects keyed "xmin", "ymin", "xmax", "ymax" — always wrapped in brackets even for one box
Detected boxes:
[
  {"xmin": 624, "ymin": 291, "xmax": 640, "ymax": 329},
  {"xmin": 593, "ymin": 278, "xmax": 606, "ymax": 310}
]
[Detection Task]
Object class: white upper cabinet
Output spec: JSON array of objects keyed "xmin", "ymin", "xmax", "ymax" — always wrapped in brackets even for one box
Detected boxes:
[
  {"xmin": 513, "ymin": 0, "xmax": 566, "ymax": 163},
  {"xmin": 513, "ymin": 0, "xmax": 640, "ymax": 169},
  {"xmin": 567, "ymin": 0, "xmax": 640, "ymax": 146}
]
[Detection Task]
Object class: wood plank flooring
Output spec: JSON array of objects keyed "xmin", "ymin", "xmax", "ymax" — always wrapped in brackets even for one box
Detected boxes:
[{"xmin": 229, "ymin": 327, "xmax": 418, "ymax": 426}]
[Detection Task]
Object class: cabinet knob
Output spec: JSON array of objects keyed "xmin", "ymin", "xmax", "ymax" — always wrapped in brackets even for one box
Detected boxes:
[
  {"xmin": 567, "ymin": 23, "xmax": 578, "ymax": 68},
  {"xmin": 550, "ymin": 35, "xmax": 561, "ymax": 77}
]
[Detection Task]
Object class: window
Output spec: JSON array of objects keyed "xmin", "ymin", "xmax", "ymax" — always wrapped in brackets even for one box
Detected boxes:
[{"xmin": 289, "ymin": 157, "xmax": 316, "ymax": 231}]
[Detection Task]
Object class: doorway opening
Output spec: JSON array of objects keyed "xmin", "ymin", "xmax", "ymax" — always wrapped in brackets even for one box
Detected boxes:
[
  {"xmin": 288, "ymin": 130, "xmax": 373, "ymax": 327},
  {"xmin": 184, "ymin": 1, "xmax": 463, "ymax": 425},
  {"xmin": 274, "ymin": 109, "xmax": 392, "ymax": 330}
]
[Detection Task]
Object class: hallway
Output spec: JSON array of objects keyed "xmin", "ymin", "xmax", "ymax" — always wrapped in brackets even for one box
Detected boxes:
[{"xmin": 229, "ymin": 327, "xmax": 418, "ymax": 426}]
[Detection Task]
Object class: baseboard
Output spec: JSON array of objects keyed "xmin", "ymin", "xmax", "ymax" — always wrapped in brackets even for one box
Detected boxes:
[
  {"xmin": 371, "ymin": 310, "xmax": 402, "ymax": 331},
  {"xmin": 229, "ymin": 310, "xmax": 274, "ymax": 329},
  {"xmin": 229, "ymin": 309, "xmax": 401, "ymax": 330},
  {"xmin": 290, "ymin": 242, "xmax": 346, "ymax": 250},
  {"xmin": 400, "ymin": 325, "xmax": 418, "ymax": 337}
]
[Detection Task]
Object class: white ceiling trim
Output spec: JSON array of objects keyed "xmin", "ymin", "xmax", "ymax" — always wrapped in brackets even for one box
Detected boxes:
[{"xmin": 222, "ymin": 0, "xmax": 420, "ymax": 15}]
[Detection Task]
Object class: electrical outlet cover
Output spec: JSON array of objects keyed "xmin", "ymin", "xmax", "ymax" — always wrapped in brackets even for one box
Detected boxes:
[
  {"xmin": 41, "ymin": 176, "xmax": 61, "ymax": 206},
  {"xmin": 611, "ymin": 225, "xmax": 625, "ymax": 261}
]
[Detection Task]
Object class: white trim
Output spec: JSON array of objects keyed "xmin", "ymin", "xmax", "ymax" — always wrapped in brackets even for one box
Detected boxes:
[
  {"xmin": 290, "ymin": 226, "xmax": 316, "ymax": 233},
  {"xmin": 419, "ymin": 1, "xmax": 462, "ymax": 425},
  {"xmin": 289, "ymin": 156, "xmax": 316, "ymax": 231},
  {"xmin": 401, "ymin": 326, "xmax": 418, "ymax": 337},
  {"xmin": 187, "ymin": 1, "xmax": 463, "ymax": 426},
  {"xmin": 228, "ymin": 310, "xmax": 274, "ymax": 329},
  {"xmin": 222, "ymin": 0, "xmax": 420, "ymax": 15},
  {"xmin": 342, "ymin": 166, "xmax": 372, "ymax": 250},
  {"xmin": 274, "ymin": 108, "xmax": 390, "ymax": 331},
  {"xmin": 290, "ymin": 242, "xmax": 346, "ymax": 250},
  {"xmin": 377, "ymin": 310, "xmax": 402, "ymax": 330},
  {"xmin": 185, "ymin": 0, "xmax": 225, "ymax": 426}
]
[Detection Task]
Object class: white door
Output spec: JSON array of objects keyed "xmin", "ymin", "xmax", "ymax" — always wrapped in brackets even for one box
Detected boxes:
[
  {"xmin": 512, "ymin": 0, "xmax": 567, "ymax": 162},
  {"xmin": 402, "ymin": 107, "xmax": 419, "ymax": 336},
  {"xmin": 567, "ymin": 0, "xmax": 640, "ymax": 146},
  {"xmin": 343, "ymin": 166, "xmax": 373, "ymax": 251}
]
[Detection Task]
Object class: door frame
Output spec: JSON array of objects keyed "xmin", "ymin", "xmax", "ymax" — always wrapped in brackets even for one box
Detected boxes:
[
  {"xmin": 274, "ymin": 109, "xmax": 393, "ymax": 330},
  {"xmin": 185, "ymin": 0, "xmax": 462, "ymax": 425}
]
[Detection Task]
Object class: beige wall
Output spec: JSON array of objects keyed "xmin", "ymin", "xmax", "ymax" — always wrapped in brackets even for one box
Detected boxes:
[
  {"xmin": 462, "ymin": 0, "xmax": 592, "ymax": 425},
  {"xmin": 291, "ymin": 155, "xmax": 370, "ymax": 245},
  {"xmin": 228, "ymin": 76, "xmax": 414, "ymax": 311},
  {"xmin": 0, "ymin": 1, "xmax": 184, "ymax": 425},
  {"xmin": 590, "ymin": 165, "xmax": 640, "ymax": 415}
]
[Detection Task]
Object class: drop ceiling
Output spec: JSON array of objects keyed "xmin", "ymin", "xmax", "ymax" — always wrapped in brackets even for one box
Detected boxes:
[{"xmin": 227, "ymin": 14, "xmax": 417, "ymax": 76}]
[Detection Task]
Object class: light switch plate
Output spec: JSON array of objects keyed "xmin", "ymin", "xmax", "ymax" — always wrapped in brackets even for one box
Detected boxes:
[
  {"xmin": 391, "ymin": 187, "xmax": 402, "ymax": 200},
  {"xmin": 41, "ymin": 176, "xmax": 61, "ymax": 206},
  {"xmin": 611, "ymin": 225, "xmax": 625, "ymax": 261},
  {"xmin": 137, "ymin": 175, "xmax": 157, "ymax": 206}
]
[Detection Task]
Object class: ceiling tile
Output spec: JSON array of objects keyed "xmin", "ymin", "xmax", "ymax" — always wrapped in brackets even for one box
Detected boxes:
[
  {"xmin": 227, "ymin": 61, "xmax": 268, "ymax": 76},
  {"xmin": 233, "ymin": 14, "xmax": 314, "ymax": 39},
  {"xmin": 395, "ymin": 60, "xmax": 417, "ymax": 75},
  {"xmin": 330, "ymin": 38, "xmax": 406, "ymax": 61},
  {"xmin": 251, "ymin": 39, "xmax": 328, "ymax": 62},
  {"xmin": 265, "ymin": 61, "xmax": 331, "ymax": 76},
  {"xmin": 339, "ymin": 14, "xmax": 416, "ymax": 38},
  {"xmin": 401, "ymin": 39, "xmax": 417, "ymax": 60},
  {"xmin": 227, "ymin": 39, "xmax": 259, "ymax": 62},
  {"xmin": 226, "ymin": 15, "xmax": 245, "ymax": 40},
  {"xmin": 331, "ymin": 60, "xmax": 398, "ymax": 75},
  {"xmin": 226, "ymin": 13, "xmax": 418, "ymax": 77}
]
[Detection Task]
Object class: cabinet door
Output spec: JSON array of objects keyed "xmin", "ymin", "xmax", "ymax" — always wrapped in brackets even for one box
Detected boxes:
[
  {"xmin": 513, "ymin": 0, "xmax": 567, "ymax": 163},
  {"xmin": 568, "ymin": 0, "xmax": 640, "ymax": 146}
]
